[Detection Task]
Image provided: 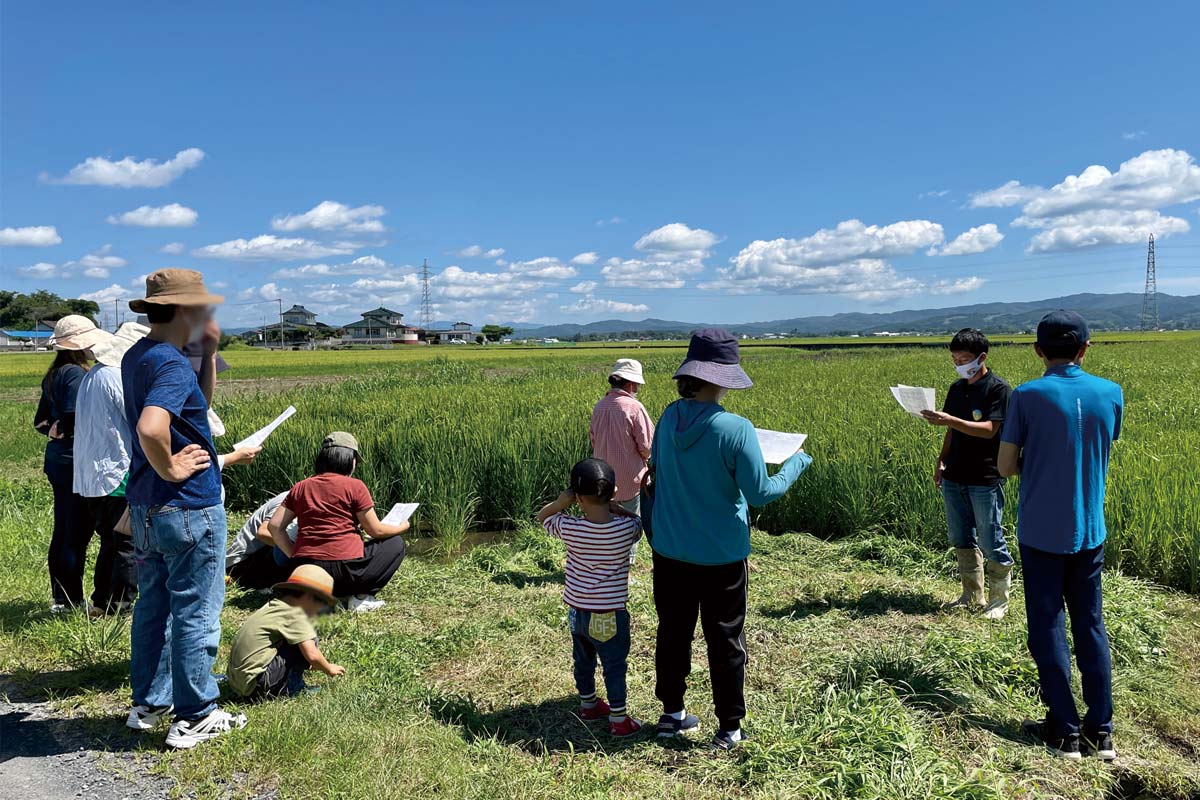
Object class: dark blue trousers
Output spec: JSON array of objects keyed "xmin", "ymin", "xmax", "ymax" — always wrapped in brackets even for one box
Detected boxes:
[{"xmin": 1020, "ymin": 543, "xmax": 1113, "ymax": 739}]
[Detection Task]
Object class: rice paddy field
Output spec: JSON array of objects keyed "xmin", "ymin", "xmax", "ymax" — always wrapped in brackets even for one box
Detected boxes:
[{"xmin": 2, "ymin": 336, "xmax": 1199, "ymax": 799}]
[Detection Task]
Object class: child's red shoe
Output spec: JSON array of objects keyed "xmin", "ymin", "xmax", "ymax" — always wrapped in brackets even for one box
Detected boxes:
[
  {"xmin": 609, "ymin": 716, "xmax": 643, "ymax": 737},
  {"xmin": 578, "ymin": 699, "xmax": 611, "ymax": 721}
]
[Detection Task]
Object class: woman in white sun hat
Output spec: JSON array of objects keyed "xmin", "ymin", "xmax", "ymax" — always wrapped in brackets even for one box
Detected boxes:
[
  {"xmin": 73, "ymin": 321, "xmax": 151, "ymax": 616},
  {"xmin": 36, "ymin": 315, "xmax": 113, "ymax": 612},
  {"xmin": 589, "ymin": 358, "xmax": 654, "ymax": 517}
]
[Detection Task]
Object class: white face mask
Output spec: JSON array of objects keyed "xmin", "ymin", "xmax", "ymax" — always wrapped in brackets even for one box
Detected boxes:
[{"xmin": 954, "ymin": 355, "xmax": 984, "ymax": 380}]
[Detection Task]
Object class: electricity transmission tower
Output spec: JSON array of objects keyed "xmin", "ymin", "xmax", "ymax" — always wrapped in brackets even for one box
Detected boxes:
[
  {"xmin": 419, "ymin": 259, "xmax": 434, "ymax": 330},
  {"xmin": 1140, "ymin": 234, "xmax": 1159, "ymax": 332}
]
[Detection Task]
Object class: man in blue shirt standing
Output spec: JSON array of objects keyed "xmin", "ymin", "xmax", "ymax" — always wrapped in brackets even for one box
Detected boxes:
[
  {"xmin": 121, "ymin": 269, "xmax": 247, "ymax": 749},
  {"xmin": 999, "ymin": 310, "xmax": 1123, "ymax": 762}
]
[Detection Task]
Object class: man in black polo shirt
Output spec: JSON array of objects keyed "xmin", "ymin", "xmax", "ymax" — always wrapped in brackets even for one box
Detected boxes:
[{"xmin": 922, "ymin": 328, "xmax": 1014, "ymax": 620}]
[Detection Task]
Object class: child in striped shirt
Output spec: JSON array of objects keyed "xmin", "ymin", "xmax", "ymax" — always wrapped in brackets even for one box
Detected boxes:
[{"xmin": 537, "ymin": 458, "xmax": 643, "ymax": 737}]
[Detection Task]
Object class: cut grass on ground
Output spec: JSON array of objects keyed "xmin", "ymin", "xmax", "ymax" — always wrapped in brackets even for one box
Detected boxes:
[{"xmin": 2, "ymin": 480, "xmax": 1199, "ymax": 799}]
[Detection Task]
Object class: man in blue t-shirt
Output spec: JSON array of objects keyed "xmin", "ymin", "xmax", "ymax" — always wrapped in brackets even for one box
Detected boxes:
[
  {"xmin": 121, "ymin": 269, "xmax": 247, "ymax": 750},
  {"xmin": 998, "ymin": 310, "xmax": 1123, "ymax": 763}
]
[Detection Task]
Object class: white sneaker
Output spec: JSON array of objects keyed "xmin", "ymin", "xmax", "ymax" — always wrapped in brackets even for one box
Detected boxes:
[
  {"xmin": 347, "ymin": 594, "xmax": 385, "ymax": 613},
  {"xmin": 126, "ymin": 703, "xmax": 174, "ymax": 731},
  {"xmin": 49, "ymin": 603, "xmax": 69, "ymax": 614},
  {"xmin": 165, "ymin": 707, "xmax": 247, "ymax": 749}
]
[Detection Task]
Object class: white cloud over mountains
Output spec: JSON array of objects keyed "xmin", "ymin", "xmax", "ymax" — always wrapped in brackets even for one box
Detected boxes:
[
  {"xmin": 193, "ymin": 235, "xmax": 361, "ymax": 261},
  {"xmin": 458, "ymin": 244, "xmax": 505, "ymax": 258},
  {"xmin": 701, "ymin": 219, "xmax": 969, "ymax": 301},
  {"xmin": 561, "ymin": 296, "xmax": 650, "ymax": 314},
  {"xmin": 271, "ymin": 201, "xmax": 387, "ymax": 234},
  {"xmin": 108, "ymin": 203, "xmax": 198, "ymax": 227},
  {"xmin": 0, "ymin": 225, "xmax": 62, "ymax": 246},
  {"xmin": 601, "ymin": 222, "xmax": 718, "ymax": 289},
  {"xmin": 46, "ymin": 148, "xmax": 205, "ymax": 188},
  {"xmin": 571, "ymin": 252, "xmax": 599, "ymax": 265},
  {"xmin": 930, "ymin": 223, "xmax": 1004, "ymax": 256},
  {"xmin": 970, "ymin": 148, "xmax": 1200, "ymax": 253}
]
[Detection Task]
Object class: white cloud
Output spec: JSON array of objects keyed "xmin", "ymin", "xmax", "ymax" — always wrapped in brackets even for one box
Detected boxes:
[
  {"xmin": 969, "ymin": 180, "xmax": 1042, "ymax": 209},
  {"xmin": 271, "ymin": 254, "xmax": 394, "ymax": 279},
  {"xmin": 83, "ymin": 266, "xmax": 110, "ymax": 279},
  {"xmin": 47, "ymin": 147, "xmax": 205, "ymax": 188},
  {"xmin": 970, "ymin": 149, "xmax": 1200, "ymax": 253},
  {"xmin": 571, "ymin": 251, "xmax": 599, "ymax": 265},
  {"xmin": 1018, "ymin": 208, "xmax": 1189, "ymax": 253},
  {"xmin": 74, "ymin": 244, "xmax": 127, "ymax": 269},
  {"xmin": 601, "ymin": 257, "xmax": 703, "ymax": 289},
  {"xmin": 918, "ymin": 189, "xmax": 951, "ymax": 199},
  {"xmin": 107, "ymin": 203, "xmax": 198, "ymax": 227},
  {"xmin": 192, "ymin": 235, "xmax": 360, "ymax": 261},
  {"xmin": 1122, "ymin": 131, "xmax": 1148, "ymax": 141},
  {"xmin": 701, "ymin": 219, "xmax": 963, "ymax": 301},
  {"xmin": 595, "ymin": 216, "xmax": 624, "ymax": 227},
  {"xmin": 570, "ymin": 281, "xmax": 598, "ymax": 294},
  {"xmin": 930, "ymin": 223, "xmax": 1005, "ymax": 256},
  {"xmin": 160, "ymin": 241, "xmax": 185, "ymax": 254},
  {"xmin": 634, "ymin": 222, "xmax": 721, "ymax": 261},
  {"xmin": 0, "ymin": 225, "xmax": 62, "ymax": 246},
  {"xmin": 458, "ymin": 245, "xmax": 505, "ymax": 258},
  {"xmin": 507, "ymin": 256, "xmax": 577, "ymax": 280},
  {"xmin": 271, "ymin": 201, "xmax": 386, "ymax": 233},
  {"xmin": 20, "ymin": 262, "xmax": 59, "ymax": 278},
  {"xmin": 929, "ymin": 277, "xmax": 986, "ymax": 294},
  {"xmin": 560, "ymin": 296, "xmax": 649, "ymax": 314},
  {"xmin": 80, "ymin": 284, "xmax": 129, "ymax": 304}
]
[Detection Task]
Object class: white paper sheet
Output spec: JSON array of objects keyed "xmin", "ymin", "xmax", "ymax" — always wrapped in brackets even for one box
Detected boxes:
[
  {"xmin": 233, "ymin": 405, "xmax": 297, "ymax": 450},
  {"xmin": 381, "ymin": 503, "xmax": 420, "ymax": 526},
  {"xmin": 890, "ymin": 385, "xmax": 936, "ymax": 417},
  {"xmin": 754, "ymin": 429, "xmax": 808, "ymax": 464}
]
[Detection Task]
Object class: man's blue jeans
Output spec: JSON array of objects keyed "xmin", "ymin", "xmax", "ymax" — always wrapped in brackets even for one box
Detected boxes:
[
  {"xmin": 569, "ymin": 607, "xmax": 630, "ymax": 711},
  {"xmin": 129, "ymin": 503, "xmax": 227, "ymax": 721},
  {"xmin": 941, "ymin": 478, "xmax": 1013, "ymax": 566},
  {"xmin": 1020, "ymin": 543, "xmax": 1113, "ymax": 740}
]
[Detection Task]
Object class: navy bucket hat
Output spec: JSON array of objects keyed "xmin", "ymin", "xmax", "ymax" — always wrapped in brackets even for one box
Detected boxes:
[{"xmin": 673, "ymin": 328, "xmax": 753, "ymax": 390}]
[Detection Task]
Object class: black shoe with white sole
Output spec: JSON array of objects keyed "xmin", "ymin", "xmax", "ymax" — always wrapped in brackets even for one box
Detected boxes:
[
  {"xmin": 1022, "ymin": 719, "xmax": 1081, "ymax": 760},
  {"xmin": 656, "ymin": 712, "xmax": 700, "ymax": 738},
  {"xmin": 1084, "ymin": 732, "xmax": 1117, "ymax": 761}
]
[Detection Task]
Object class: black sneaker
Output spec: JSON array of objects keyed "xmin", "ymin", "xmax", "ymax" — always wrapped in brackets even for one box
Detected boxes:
[
  {"xmin": 1022, "ymin": 719, "xmax": 1081, "ymax": 760},
  {"xmin": 711, "ymin": 729, "xmax": 747, "ymax": 751},
  {"xmin": 656, "ymin": 712, "xmax": 700, "ymax": 739},
  {"xmin": 1084, "ymin": 732, "xmax": 1117, "ymax": 762}
]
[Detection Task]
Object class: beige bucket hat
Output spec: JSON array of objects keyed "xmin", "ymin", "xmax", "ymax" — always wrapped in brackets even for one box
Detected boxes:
[
  {"xmin": 129, "ymin": 268, "xmax": 224, "ymax": 313},
  {"xmin": 271, "ymin": 564, "xmax": 338, "ymax": 607},
  {"xmin": 92, "ymin": 321, "xmax": 151, "ymax": 367},
  {"xmin": 49, "ymin": 315, "xmax": 113, "ymax": 352}
]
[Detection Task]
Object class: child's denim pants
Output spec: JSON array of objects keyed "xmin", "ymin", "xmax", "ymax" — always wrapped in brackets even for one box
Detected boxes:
[{"xmin": 569, "ymin": 607, "xmax": 630, "ymax": 712}]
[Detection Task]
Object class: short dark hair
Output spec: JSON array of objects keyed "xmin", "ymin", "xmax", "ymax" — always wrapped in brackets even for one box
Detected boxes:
[
  {"xmin": 675, "ymin": 375, "xmax": 713, "ymax": 399},
  {"xmin": 949, "ymin": 328, "xmax": 989, "ymax": 356},
  {"xmin": 1039, "ymin": 340, "xmax": 1083, "ymax": 360},
  {"xmin": 608, "ymin": 374, "xmax": 633, "ymax": 390},
  {"xmin": 314, "ymin": 444, "xmax": 356, "ymax": 475},
  {"xmin": 570, "ymin": 457, "xmax": 616, "ymax": 502},
  {"xmin": 144, "ymin": 304, "xmax": 177, "ymax": 324}
]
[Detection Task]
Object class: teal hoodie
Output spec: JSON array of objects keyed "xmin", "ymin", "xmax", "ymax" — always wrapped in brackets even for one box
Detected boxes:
[{"xmin": 649, "ymin": 399, "xmax": 811, "ymax": 565}]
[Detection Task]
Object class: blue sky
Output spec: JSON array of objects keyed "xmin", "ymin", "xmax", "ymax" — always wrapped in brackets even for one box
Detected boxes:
[{"xmin": 3, "ymin": 1, "xmax": 1199, "ymax": 329}]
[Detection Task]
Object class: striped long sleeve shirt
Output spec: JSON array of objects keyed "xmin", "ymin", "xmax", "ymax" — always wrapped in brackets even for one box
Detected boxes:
[{"xmin": 543, "ymin": 512, "xmax": 642, "ymax": 611}]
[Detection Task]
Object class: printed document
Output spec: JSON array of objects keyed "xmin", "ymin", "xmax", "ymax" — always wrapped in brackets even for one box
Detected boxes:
[
  {"xmin": 233, "ymin": 405, "xmax": 297, "ymax": 450},
  {"xmin": 755, "ymin": 429, "xmax": 808, "ymax": 464},
  {"xmin": 890, "ymin": 385, "xmax": 936, "ymax": 417},
  {"xmin": 381, "ymin": 503, "xmax": 420, "ymax": 526}
]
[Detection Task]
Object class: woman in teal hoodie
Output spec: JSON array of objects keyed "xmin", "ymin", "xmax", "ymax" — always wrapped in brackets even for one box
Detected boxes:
[{"xmin": 649, "ymin": 329, "xmax": 811, "ymax": 750}]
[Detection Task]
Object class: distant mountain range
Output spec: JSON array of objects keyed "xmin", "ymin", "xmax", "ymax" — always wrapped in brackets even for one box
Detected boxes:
[{"xmin": 510, "ymin": 292, "xmax": 1200, "ymax": 339}]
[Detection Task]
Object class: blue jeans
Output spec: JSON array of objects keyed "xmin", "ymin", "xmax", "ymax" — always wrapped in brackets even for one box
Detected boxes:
[
  {"xmin": 569, "ymin": 607, "xmax": 630, "ymax": 711},
  {"xmin": 1020, "ymin": 543, "xmax": 1113, "ymax": 740},
  {"xmin": 941, "ymin": 478, "xmax": 1013, "ymax": 566},
  {"xmin": 129, "ymin": 503, "xmax": 227, "ymax": 720}
]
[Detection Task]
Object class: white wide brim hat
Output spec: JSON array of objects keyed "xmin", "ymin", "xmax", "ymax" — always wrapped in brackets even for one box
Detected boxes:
[
  {"xmin": 49, "ymin": 314, "xmax": 113, "ymax": 352},
  {"xmin": 93, "ymin": 321, "xmax": 151, "ymax": 367},
  {"xmin": 610, "ymin": 358, "xmax": 645, "ymax": 385}
]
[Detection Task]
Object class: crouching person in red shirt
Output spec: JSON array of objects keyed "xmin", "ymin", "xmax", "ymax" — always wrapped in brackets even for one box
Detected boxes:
[{"xmin": 269, "ymin": 432, "xmax": 408, "ymax": 613}]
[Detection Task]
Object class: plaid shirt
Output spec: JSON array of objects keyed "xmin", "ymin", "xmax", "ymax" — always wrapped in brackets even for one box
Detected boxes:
[{"xmin": 589, "ymin": 389, "xmax": 654, "ymax": 502}]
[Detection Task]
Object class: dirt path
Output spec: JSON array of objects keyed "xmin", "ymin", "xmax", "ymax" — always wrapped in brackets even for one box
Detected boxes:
[{"xmin": 0, "ymin": 687, "xmax": 175, "ymax": 800}]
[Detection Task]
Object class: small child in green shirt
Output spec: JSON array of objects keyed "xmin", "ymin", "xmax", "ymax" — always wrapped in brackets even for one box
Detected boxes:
[{"xmin": 228, "ymin": 565, "xmax": 345, "ymax": 697}]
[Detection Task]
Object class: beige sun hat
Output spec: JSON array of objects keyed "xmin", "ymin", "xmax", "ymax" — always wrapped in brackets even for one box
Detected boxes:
[
  {"xmin": 610, "ymin": 358, "xmax": 645, "ymax": 385},
  {"xmin": 128, "ymin": 268, "xmax": 224, "ymax": 313},
  {"xmin": 92, "ymin": 321, "xmax": 151, "ymax": 367},
  {"xmin": 49, "ymin": 315, "xmax": 113, "ymax": 352},
  {"xmin": 271, "ymin": 564, "xmax": 338, "ymax": 607}
]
